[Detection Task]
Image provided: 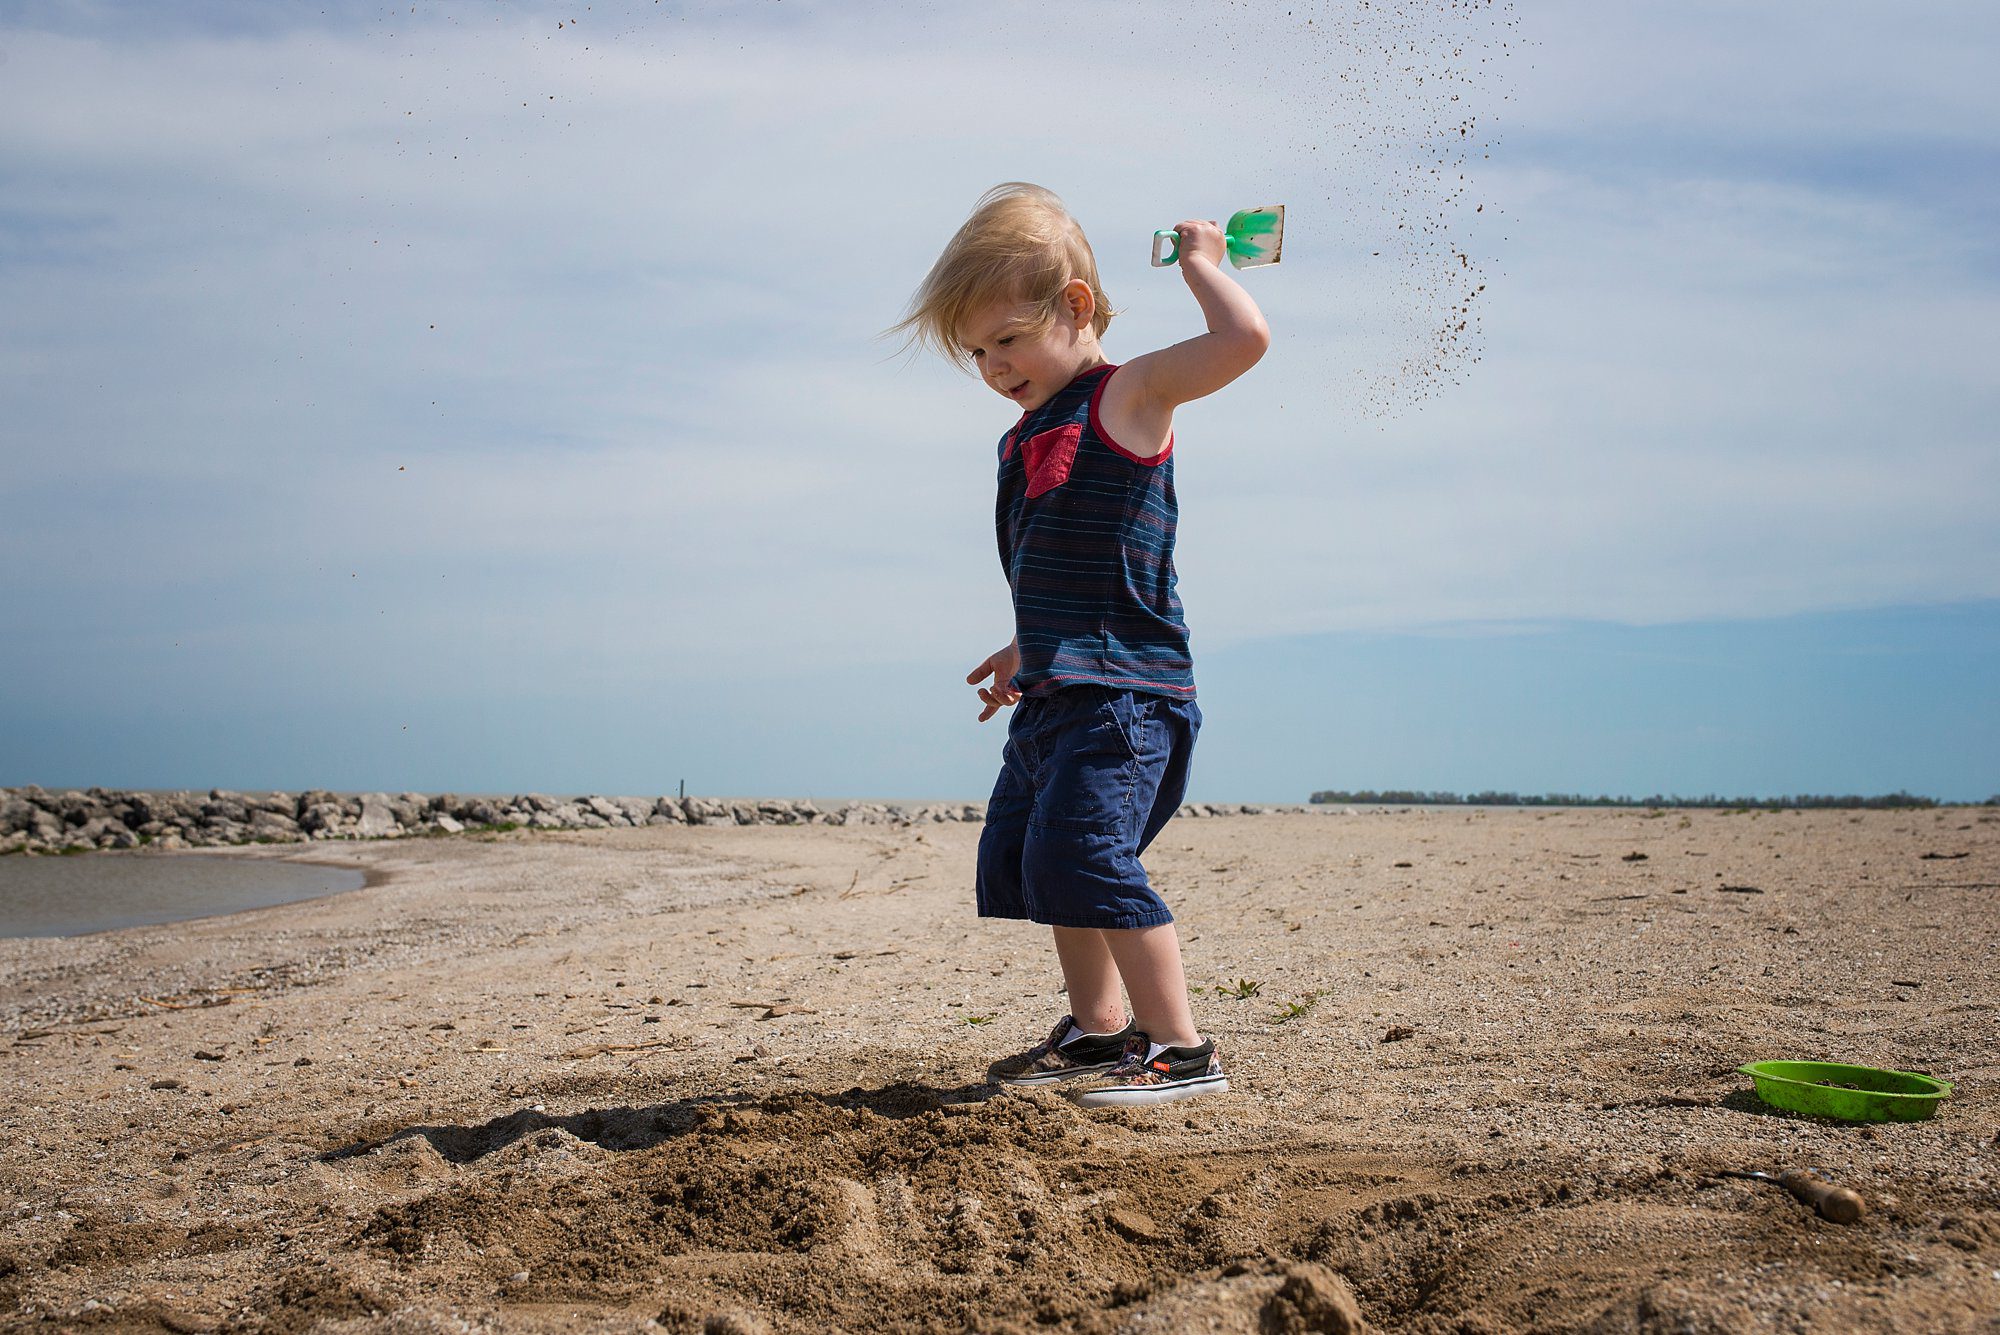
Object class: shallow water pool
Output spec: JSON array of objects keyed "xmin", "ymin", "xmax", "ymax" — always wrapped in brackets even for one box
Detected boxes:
[{"xmin": 0, "ymin": 853, "xmax": 366, "ymax": 938}]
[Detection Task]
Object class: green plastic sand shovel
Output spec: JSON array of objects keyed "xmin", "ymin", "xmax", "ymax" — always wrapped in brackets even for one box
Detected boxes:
[{"xmin": 1152, "ymin": 205, "xmax": 1285, "ymax": 269}]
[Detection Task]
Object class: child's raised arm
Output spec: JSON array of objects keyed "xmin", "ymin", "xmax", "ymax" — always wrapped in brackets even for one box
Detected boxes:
[{"xmin": 1120, "ymin": 219, "xmax": 1271, "ymax": 414}]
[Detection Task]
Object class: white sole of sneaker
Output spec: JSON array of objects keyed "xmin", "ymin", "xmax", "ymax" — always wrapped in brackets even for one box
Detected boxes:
[
  {"xmin": 994, "ymin": 1063, "xmax": 1119, "ymax": 1088},
  {"xmin": 1070, "ymin": 1074, "xmax": 1230, "ymax": 1107}
]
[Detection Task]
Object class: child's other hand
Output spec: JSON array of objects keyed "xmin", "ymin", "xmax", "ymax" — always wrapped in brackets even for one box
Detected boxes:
[
  {"xmin": 965, "ymin": 641, "xmax": 1022, "ymax": 722},
  {"xmin": 1172, "ymin": 218, "xmax": 1227, "ymax": 268}
]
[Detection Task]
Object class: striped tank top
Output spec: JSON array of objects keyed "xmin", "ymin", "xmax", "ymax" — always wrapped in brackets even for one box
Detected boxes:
[{"xmin": 995, "ymin": 362, "xmax": 1194, "ymax": 698}]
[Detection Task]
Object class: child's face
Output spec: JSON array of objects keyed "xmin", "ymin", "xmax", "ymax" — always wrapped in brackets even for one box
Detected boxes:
[{"xmin": 956, "ymin": 287, "xmax": 1099, "ymax": 413}]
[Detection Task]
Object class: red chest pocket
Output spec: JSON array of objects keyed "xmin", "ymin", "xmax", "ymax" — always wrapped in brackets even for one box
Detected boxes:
[{"xmin": 1022, "ymin": 422, "xmax": 1082, "ymax": 499}]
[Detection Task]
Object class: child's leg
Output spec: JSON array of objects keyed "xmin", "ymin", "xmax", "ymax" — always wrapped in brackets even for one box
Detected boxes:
[
  {"xmin": 1051, "ymin": 925, "xmax": 1125, "ymax": 1034},
  {"xmin": 1100, "ymin": 923, "xmax": 1199, "ymax": 1048}
]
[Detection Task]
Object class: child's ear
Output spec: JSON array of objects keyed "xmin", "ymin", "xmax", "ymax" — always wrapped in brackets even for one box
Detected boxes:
[{"xmin": 1062, "ymin": 278, "xmax": 1095, "ymax": 328}]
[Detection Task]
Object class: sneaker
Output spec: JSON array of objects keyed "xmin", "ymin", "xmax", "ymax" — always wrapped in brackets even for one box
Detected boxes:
[
  {"xmin": 1068, "ymin": 1035, "xmax": 1229, "ymax": 1107},
  {"xmin": 987, "ymin": 1015, "xmax": 1135, "ymax": 1087}
]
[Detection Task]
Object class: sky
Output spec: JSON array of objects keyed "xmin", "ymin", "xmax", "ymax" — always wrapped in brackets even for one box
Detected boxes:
[{"xmin": 1, "ymin": 1, "xmax": 1996, "ymax": 803}]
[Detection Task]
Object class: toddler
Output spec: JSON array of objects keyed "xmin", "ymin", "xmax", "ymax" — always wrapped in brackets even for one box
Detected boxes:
[{"xmin": 894, "ymin": 183, "xmax": 1269, "ymax": 1106}]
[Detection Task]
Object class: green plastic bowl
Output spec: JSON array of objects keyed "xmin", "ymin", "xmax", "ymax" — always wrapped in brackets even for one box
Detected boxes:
[{"xmin": 1739, "ymin": 1060, "xmax": 1952, "ymax": 1122}]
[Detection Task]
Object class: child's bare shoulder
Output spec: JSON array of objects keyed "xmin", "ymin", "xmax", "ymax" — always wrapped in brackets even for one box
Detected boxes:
[{"xmin": 1094, "ymin": 356, "xmax": 1176, "ymax": 462}]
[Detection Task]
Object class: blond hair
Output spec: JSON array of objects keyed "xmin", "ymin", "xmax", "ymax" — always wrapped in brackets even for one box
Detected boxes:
[{"xmin": 891, "ymin": 182, "xmax": 1115, "ymax": 369}]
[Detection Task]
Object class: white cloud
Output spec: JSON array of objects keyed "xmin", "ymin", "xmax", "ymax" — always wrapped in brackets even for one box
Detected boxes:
[
  {"xmin": 1510, "ymin": 1, "xmax": 1998, "ymax": 145},
  {"xmin": 2, "ymin": 0, "xmax": 1995, "ymax": 703}
]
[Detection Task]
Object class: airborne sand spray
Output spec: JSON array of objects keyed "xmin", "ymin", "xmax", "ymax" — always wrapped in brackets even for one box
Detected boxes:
[
  {"xmin": 1194, "ymin": 0, "xmax": 1519, "ymax": 413},
  {"xmin": 362, "ymin": 1, "xmax": 1516, "ymax": 416}
]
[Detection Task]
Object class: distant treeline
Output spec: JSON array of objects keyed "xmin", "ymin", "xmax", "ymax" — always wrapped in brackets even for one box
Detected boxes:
[{"xmin": 1304, "ymin": 790, "xmax": 1979, "ymax": 810}]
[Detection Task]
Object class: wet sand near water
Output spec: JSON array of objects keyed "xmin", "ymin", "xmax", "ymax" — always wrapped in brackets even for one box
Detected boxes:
[{"xmin": 1, "ymin": 809, "xmax": 1995, "ymax": 1331}]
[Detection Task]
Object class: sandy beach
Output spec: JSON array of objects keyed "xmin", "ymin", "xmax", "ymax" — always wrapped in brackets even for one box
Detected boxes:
[{"xmin": 1, "ymin": 807, "xmax": 1995, "ymax": 1332}]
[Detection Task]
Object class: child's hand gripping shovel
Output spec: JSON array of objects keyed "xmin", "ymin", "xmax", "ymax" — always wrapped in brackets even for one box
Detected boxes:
[{"xmin": 1152, "ymin": 205, "xmax": 1285, "ymax": 269}]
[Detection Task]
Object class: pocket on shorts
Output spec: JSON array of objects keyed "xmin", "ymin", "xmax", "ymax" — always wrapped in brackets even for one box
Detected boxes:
[
  {"xmin": 1022, "ymin": 422, "xmax": 1082, "ymax": 499},
  {"xmin": 1030, "ymin": 691, "xmax": 1140, "ymax": 834},
  {"xmin": 1109, "ymin": 691, "xmax": 1175, "ymax": 764}
]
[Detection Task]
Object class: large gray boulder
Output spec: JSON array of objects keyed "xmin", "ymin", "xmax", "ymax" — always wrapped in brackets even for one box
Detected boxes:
[
  {"xmin": 98, "ymin": 820, "xmax": 141, "ymax": 850},
  {"xmin": 202, "ymin": 792, "xmax": 250, "ymax": 825},
  {"xmin": 53, "ymin": 790, "xmax": 103, "ymax": 827},
  {"xmin": 355, "ymin": 793, "xmax": 399, "ymax": 838},
  {"xmin": 682, "ymin": 798, "xmax": 731, "ymax": 826},
  {"xmin": 0, "ymin": 795, "xmax": 33, "ymax": 836},
  {"xmin": 299, "ymin": 802, "xmax": 346, "ymax": 834},
  {"xmin": 250, "ymin": 810, "xmax": 302, "ymax": 842},
  {"xmin": 119, "ymin": 792, "xmax": 165, "ymax": 825},
  {"xmin": 245, "ymin": 791, "xmax": 299, "ymax": 818},
  {"xmin": 159, "ymin": 792, "xmax": 197, "ymax": 821}
]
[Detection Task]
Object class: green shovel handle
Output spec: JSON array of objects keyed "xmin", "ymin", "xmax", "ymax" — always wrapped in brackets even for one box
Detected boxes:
[{"xmin": 1151, "ymin": 229, "xmax": 1180, "ymax": 267}]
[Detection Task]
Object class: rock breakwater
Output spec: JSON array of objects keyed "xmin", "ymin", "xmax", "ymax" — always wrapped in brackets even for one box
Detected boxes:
[{"xmin": 0, "ymin": 787, "xmax": 1280, "ymax": 855}]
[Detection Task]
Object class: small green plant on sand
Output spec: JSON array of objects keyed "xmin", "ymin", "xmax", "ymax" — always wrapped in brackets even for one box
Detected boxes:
[
  {"xmin": 962, "ymin": 1014, "xmax": 996, "ymax": 1026},
  {"xmin": 1272, "ymin": 991, "xmax": 1328, "ymax": 1024},
  {"xmin": 1214, "ymin": 978, "xmax": 1263, "ymax": 1000}
]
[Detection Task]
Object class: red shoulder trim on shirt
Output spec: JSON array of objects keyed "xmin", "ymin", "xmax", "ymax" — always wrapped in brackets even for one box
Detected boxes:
[
  {"xmin": 1088, "ymin": 364, "xmax": 1174, "ymax": 466},
  {"xmin": 1000, "ymin": 408, "xmax": 1032, "ymax": 461}
]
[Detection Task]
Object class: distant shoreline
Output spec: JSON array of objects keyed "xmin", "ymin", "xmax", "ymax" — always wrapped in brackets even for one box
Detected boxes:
[{"xmin": 9, "ymin": 785, "xmax": 1993, "ymax": 858}]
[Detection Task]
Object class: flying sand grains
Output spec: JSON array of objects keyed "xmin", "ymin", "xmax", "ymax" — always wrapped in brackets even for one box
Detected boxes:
[
  {"xmin": 1202, "ymin": 0, "xmax": 1519, "ymax": 413},
  {"xmin": 367, "ymin": 1, "xmax": 1517, "ymax": 415}
]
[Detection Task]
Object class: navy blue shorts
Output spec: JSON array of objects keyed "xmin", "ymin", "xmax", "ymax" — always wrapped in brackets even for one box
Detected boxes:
[{"xmin": 975, "ymin": 686, "xmax": 1201, "ymax": 930}]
